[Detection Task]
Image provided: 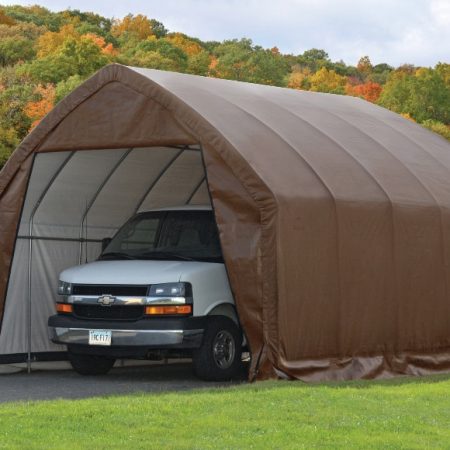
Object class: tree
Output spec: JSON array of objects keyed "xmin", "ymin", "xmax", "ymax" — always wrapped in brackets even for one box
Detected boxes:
[
  {"xmin": 3, "ymin": 5, "xmax": 62, "ymax": 31},
  {"xmin": 357, "ymin": 55, "xmax": 373, "ymax": 79},
  {"xmin": 130, "ymin": 51, "xmax": 179, "ymax": 71},
  {"xmin": 211, "ymin": 39, "xmax": 289, "ymax": 86},
  {"xmin": 149, "ymin": 19, "xmax": 168, "ymax": 38},
  {"xmin": 22, "ymin": 36, "xmax": 109, "ymax": 83},
  {"xmin": 435, "ymin": 62, "xmax": 450, "ymax": 88},
  {"xmin": 166, "ymin": 33, "xmax": 203, "ymax": 56},
  {"xmin": 187, "ymin": 51, "xmax": 211, "ymax": 76},
  {"xmin": 127, "ymin": 38, "xmax": 188, "ymax": 72},
  {"xmin": 379, "ymin": 68, "xmax": 450, "ymax": 124},
  {"xmin": 111, "ymin": 14, "xmax": 155, "ymax": 41},
  {"xmin": 245, "ymin": 47, "xmax": 289, "ymax": 86},
  {"xmin": 58, "ymin": 9, "xmax": 112, "ymax": 32},
  {"xmin": 23, "ymin": 84, "xmax": 55, "ymax": 129},
  {"xmin": 369, "ymin": 63, "xmax": 393, "ymax": 85},
  {"xmin": 309, "ymin": 67, "xmax": 347, "ymax": 94},
  {"xmin": 345, "ymin": 81, "xmax": 382, "ymax": 103},
  {"xmin": 0, "ymin": 125, "xmax": 19, "ymax": 169},
  {"xmin": 421, "ymin": 120, "xmax": 450, "ymax": 139},
  {"xmin": 0, "ymin": 67, "xmax": 35, "ymax": 167},
  {"xmin": 0, "ymin": 22, "xmax": 44, "ymax": 66},
  {"xmin": 37, "ymin": 24, "xmax": 78, "ymax": 57},
  {"xmin": 0, "ymin": 22, "xmax": 45, "ymax": 41},
  {"xmin": 0, "ymin": 8, "xmax": 16, "ymax": 26},
  {"xmin": 55, "ymin": 74, "xmax": 84, "ymax": 102},
  {"xmin": 297, "ymin": 48, "xmax": 330, "ymax": 72},
  {"xmin": 82, "ymin": 33, "xmax": 117, "ymax": 56},
  {"xmin": 0, "ymin": 36, "xmax": 35, "ymax": 66},
  {"xmin": 287, "ymin": 67, "xmax": 311, "ymax": 90},
  {"xmin": 210, "ymin": 39, "xmax": 253, "ymax": 80}
]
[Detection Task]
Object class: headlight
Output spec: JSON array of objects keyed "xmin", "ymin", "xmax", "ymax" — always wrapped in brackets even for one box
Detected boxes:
[
  {"xmin": 148, "ymin": 283, "xmax": 192, "ymax": 303},
  {"xmin": 57, "ymin": 280, "xmax": 72, "ymax": 296},
  {"xmin": 149, "ymin": 282, "xmax": 187, "ymax": 297}
]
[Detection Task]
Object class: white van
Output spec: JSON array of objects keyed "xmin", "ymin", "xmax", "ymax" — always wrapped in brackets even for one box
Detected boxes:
[{"xmin": 48, "ymin": 206, "xmax": 243, "ymax": 381}]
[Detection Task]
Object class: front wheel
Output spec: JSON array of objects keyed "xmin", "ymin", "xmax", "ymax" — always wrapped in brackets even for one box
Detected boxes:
[
  {"xmin": 68, "ymin": 350, "xmax": 115, "ymax": 376},
  {"xmin": 193, "ymin": 316, "xmax": 243, "ymax": 381}
]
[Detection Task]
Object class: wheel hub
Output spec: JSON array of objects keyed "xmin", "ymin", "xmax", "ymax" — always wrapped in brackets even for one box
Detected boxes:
[{"xmin": 212, "ymin": 330, "xmax": 235, "ymax": 369}]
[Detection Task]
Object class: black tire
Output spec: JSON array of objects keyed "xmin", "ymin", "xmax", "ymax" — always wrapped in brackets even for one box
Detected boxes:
[
  {"xmin": 68, "ymin": 351, "xmax": 115, "ymax": 376},
  {"xmin": 193, "ymin": 316, "xmax": 243, "ymax": 381}
]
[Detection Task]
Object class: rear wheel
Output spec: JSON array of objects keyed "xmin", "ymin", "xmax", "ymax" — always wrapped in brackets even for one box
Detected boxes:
[
  {"xmin": 68, "ymin": 350, "xmax": 115, "ymax": 376},
  {"xmin": 193, "ymin": 316, "xmax": 242, "ymax": 381}
]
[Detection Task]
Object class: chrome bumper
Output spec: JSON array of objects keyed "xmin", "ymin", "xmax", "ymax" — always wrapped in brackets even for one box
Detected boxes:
[{"xmin": 49, "ymin": 326, "xmax": 203, "ymax": 347}]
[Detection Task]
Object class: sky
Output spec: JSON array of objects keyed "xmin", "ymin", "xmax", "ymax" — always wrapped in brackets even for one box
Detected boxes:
[{"xmin": 1, "ymin": 0, "xmax": 449, "ymax": 67}]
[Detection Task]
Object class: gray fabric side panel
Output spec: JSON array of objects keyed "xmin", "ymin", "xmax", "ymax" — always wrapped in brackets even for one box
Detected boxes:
[
  {"xmin": 87, "ymin": 147, "xmax": 180, "ymax": 238},
  {"xmin": 0, "ymin": 240, "xmax": 29, "ymax": 354},
  {"xmin": 32, "ymin": 149, "xmax": 127, "ymax": 239},
  {"xmin": 30, "ymin": 240, "xmax": 78, "ymax": 352},
  {"xmin": 18, "ymin": 152, "xmax": 71, "ymax": 236},
  {"xmin": 189, "ymin": 181, "xmax": 210, "ymax": 205},
  {"xmin": 139, "ymin": 150, "xmax": 206, "ymax": 210}
]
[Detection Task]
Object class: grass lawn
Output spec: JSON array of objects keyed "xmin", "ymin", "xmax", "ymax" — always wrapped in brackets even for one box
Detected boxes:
[{"xmin": 1, "ymin": 374, "xmax": 450, "ymax": 449}]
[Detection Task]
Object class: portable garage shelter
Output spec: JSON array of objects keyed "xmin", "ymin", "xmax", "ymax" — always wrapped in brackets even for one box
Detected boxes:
[{"xmin": 1, "ymin": 64, "xmax": 450, "ymax": 381}]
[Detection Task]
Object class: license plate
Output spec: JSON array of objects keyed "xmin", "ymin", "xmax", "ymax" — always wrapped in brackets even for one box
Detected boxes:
[{"xmin": 89, "ymin": 330, "xmax": 112, "ymax": 346}]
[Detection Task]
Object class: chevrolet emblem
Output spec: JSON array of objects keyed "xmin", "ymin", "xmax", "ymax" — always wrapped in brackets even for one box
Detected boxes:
[{"xmin": 98, "ymin": 295, "xmax": 116, "ymax": 306}]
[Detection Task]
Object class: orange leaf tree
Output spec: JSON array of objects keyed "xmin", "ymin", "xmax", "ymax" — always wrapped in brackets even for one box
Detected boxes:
[
  {"xmin": 23, "ymin": 84, "xmax": 55, "ymax": 129},
  {"xmin": 345, "ymin": 81, "xmax": 383, "ymax": 102}
]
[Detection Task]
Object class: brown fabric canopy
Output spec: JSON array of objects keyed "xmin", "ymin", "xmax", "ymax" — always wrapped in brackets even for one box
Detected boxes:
[{"xmin": 1, "ymin": 63, "xmax": 450, "ymax": 380}]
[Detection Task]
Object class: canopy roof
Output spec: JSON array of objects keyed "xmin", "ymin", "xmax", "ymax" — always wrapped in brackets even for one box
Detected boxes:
[{"xmin": 1, "ymin": 64, "xmax": 450, "ymax": 380}]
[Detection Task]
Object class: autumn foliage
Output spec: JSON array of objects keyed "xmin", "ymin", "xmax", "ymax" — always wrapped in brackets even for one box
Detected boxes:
[
  {"xmin": 345, "ymin": 81, "xmax": 382, "ymax": 102},
  {"xmin": 0, "ymin": 4, "xmax": 448, "ymax": 170},
  {"xmin": 24, "ymin": 84, "xmax": 55, "ymax": 128}
]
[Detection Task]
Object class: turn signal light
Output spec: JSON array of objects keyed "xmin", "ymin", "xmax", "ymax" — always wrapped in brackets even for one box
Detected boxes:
[
  {"xmin": 145, "ymin": 305, "xmax": 192, "ymax": 315},
  {"xmin": 56, "ymin": 303, "xmax": 73, "ymax": 314}
]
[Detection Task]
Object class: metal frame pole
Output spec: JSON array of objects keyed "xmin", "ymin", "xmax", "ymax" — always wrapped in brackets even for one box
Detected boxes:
[{"xmin": 185, "ymin": 176, "xmax": 206, "ymax": 204}]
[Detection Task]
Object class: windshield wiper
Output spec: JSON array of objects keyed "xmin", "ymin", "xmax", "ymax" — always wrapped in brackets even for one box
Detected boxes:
[
  {"xmin": 136, "ymin": 251, "xmax": 195, "ymax": 261},
  {"xmin": 99, "ymin": 252, "xmax": 136, "ymax": 260}
]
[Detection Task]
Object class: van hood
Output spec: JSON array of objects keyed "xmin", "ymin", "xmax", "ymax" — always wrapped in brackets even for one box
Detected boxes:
[{"xmin": 59, "ymin": 260, "xmax": 221, "ymax": 285}]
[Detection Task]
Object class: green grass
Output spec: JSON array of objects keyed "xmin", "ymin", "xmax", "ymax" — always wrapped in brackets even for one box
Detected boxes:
[{"xmin": 1, "ymin": 375, "xmax": 450, "ymax": 449}]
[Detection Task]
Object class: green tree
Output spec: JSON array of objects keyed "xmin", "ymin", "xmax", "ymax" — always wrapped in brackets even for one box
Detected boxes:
[
  {"xmin": 211, "ymin": 39, "xmax": 253, "ymax": 80},
  {"xmin": 149, "ymin": 19, "xmax": 168, "ymax": 38},
  {"xmin": 21, "ymin": 36, "xmax": 109, "ymax": 83},
  {"xmin": 187, "ymin": 50, "xmax": 211, "ymax": 76},
  {"xmin": 211, "ymin": 39, "xmax": 288, "ymax": 85},
  {"xmin": 246, "ymin": 47, "xmax": 289, "ymax": 86},
  {"xmin": 0, "ymin": 67, "xmax": 35, "ymax": 168},
  {"xmin": 421, "ymin": 120, "xmax": 450, "ymax": 140},
  {"xmin": 55, "ymin": 74, "xmax": 84, "ymax": 102},
  {"xmin": 297, "ymin": 48, "xmax": 330, "ymax": 72},
  {"xmin": 0, "ymin": 37, "xmax": 36, "ymax": 66},
  {"xmin": 126, "ymin": 38, "xmax": 188, "ymax": 72},
  {"xmin": 379, "ymin": 68, "xmax": 450, "ymax": 124},
  {"xmin": 369, "ymin": 63, "xmax": 393, "ymax": 84},
  {"xmin": 435, "ymin": 62, "xmax": 450, "ymax": 88},
  {"xmin": 3, "ymin": 5, "xmax": 62, "ymax": 31}
]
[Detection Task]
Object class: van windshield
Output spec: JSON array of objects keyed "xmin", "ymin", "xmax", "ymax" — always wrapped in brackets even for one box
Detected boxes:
[{"xmin": 100, "ymin": 210, "xmax": 223, "ymax": 263}]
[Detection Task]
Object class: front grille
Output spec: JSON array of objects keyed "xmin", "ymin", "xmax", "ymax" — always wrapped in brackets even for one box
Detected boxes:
[
  {"xmin": 73, "ymin": 304, "xmax": 145, "ymax": 321},
  {"xmin": 72, "ymin": 285, "xmax": 148, "ymax": 296}
]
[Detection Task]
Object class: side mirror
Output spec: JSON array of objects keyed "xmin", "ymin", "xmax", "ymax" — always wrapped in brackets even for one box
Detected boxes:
[{"xmin": 101, "ymin": 237, "xmax": 112, "ymax": 252}]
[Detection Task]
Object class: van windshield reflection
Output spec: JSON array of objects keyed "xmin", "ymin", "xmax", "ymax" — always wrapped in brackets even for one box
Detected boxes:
[{"xmin": 100, "ymin": 210, "xmax": 223, "ymax": 263}]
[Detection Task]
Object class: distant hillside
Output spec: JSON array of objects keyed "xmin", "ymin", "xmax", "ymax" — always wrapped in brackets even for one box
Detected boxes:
[{"xmin": 1, "ymin": 5, "xmax": 449, "ymax": 169}]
